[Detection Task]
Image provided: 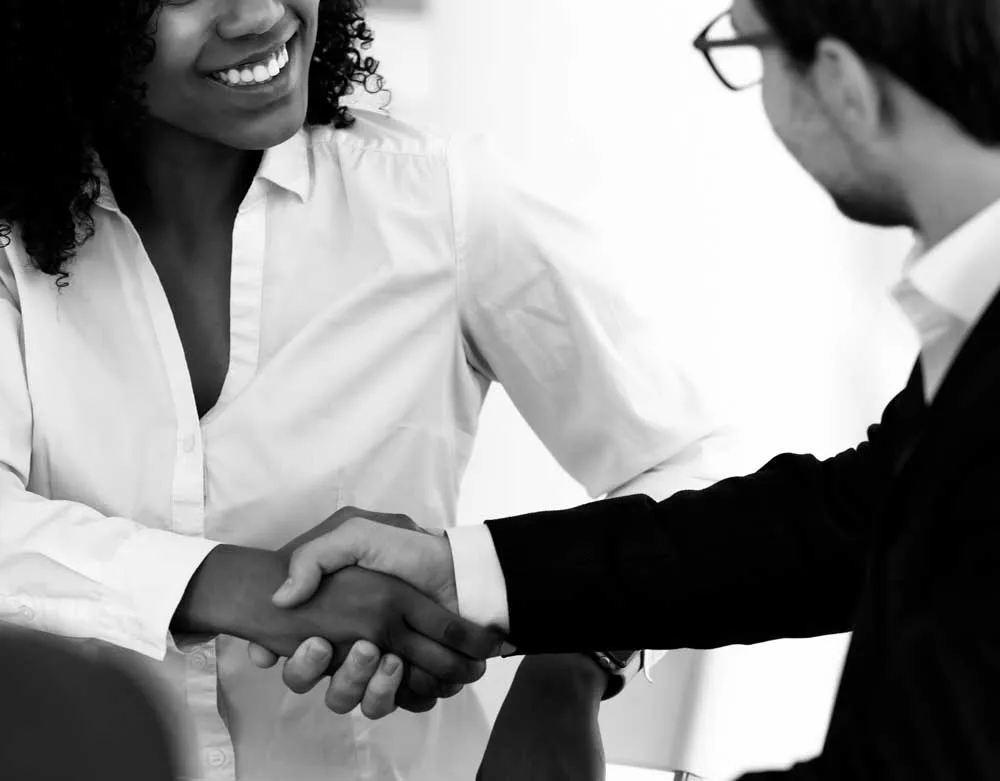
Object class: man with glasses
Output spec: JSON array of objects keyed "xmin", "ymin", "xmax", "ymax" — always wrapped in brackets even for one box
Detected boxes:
[{"xmin": 259, "ymin": 0, "xmax": 1000, "ymax": 778}]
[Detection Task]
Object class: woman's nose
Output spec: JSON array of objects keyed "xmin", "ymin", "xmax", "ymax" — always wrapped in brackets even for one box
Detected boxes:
[{"xmin": 216, "ymin": 0, "xmax": 285, "ymax": 40}]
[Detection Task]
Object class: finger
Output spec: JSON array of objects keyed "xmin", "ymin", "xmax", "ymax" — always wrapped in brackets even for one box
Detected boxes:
[
  {"xmin": 406, "ymin": 666, "xmax": 463, "ymax": 700},
  {"xmin": 395, "ymin": 684, "xmax": 439, "ymax": 714},
  {"xmin": 348, "ymin": 507, "xmax": 422, "ymax": 533},
  {"xmin": 248, "ymin": 642, "xmax": 280, "ymax": 668},
  {"xmin": 324, "ymin": 640, "xmax": 382, "ymax": 715},
  {"xmin": 388, "ymin": 621, "xmax": 487, "ymax": 686},
  {"xmin": 282, "ymin": 637, "xmax": 335, "ymax": 694},
  {"xmin": 404, "ymin": 597, "xmax": 505, "ymax": 661},
  {"xmin": 273, "ymin": 523, "xmax": 369, "ymax": 607},
  {"xmin": 359, "ymin": 654, "xmax": 405, "ymax": 720}
]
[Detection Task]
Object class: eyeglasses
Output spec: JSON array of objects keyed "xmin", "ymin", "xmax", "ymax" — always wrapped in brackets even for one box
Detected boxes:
[{"xmin": 693, "ymin": 10, "xmax": 778, "ymax": 91}]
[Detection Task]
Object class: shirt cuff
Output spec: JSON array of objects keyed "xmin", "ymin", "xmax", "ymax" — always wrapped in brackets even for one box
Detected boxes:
[
  {"xmin": 640, "ymin": 649, "xmax": 668, "ymax": 682},
  {"xmin": 103, "ymin": 529, "xmax": 221, "ymax": 660},
  {"xmin": 445, "ymin": 525, "xmax": 510, "ymax": 632}
]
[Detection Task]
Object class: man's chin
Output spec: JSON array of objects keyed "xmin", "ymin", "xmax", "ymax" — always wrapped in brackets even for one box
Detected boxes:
[{"xmin": 830, "ymin": 193, "xmax": 908, "ymax": 229}]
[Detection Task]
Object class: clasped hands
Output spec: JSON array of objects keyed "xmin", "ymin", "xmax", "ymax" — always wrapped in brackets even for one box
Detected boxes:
[
  {"xmin": 238, "ymin": 506, "xmax": 609, "ymax": 781},
  {"xmin": 247, "ymin": 507, "xmax": 494, "ymax": 719}
]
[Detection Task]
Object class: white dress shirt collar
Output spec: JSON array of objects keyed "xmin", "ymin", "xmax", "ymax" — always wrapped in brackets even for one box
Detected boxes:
[
  {"xmin": 892, "ymin": 196, "xmax": 1000, "ymax": 400},
  {"xmin": 92, "ymin": 126, "xmax": 313, "ymax": 213},
  {"xmin": 903, "ymin": 196, "xmax": 1000, "ymax": 327}
]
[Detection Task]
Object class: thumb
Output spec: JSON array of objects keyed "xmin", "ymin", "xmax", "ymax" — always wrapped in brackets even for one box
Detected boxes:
[{"xmin": 272, "ymin": 521, "xmax": 367, "ymax": 607}]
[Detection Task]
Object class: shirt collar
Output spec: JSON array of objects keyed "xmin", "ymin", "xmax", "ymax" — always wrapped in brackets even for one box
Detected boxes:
[
  {"xmin": 255, "ymin": 126, "xmax": 312, "ymax": 202},
  {"xmin": 902, "ymin": 196, "xmax": 1000, "ymax": 327},
  {"xmin": 92, "ymin": 125, "xmax": 313, "ymax": 213}
]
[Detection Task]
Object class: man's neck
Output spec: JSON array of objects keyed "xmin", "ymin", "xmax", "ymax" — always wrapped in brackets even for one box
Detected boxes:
[
  {"xmin": 107, "ymin": 119, "xmax": 262, "ymax": 240},
  {"xmin": 907, "ymin": 146, "xmax": 1000, "ymax": 249}
]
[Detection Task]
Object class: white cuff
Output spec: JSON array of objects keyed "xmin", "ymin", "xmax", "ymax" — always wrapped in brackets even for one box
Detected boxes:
[
  {"xmin": 445, "ymin": 525, "xmax": 510, "ymax": 631},
  {"xmin": 103, "ymin": 529, "xmax": 221, "ymax": 660},
  {"xmin": 640, "ymin": 649, "xmax": 668, "ymax": 682}
]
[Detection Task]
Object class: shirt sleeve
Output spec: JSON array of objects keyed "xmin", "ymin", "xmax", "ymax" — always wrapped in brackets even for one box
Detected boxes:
[
  {"xmin": 448, "ymin": 135, "xmax": 727, "ymax": 680},
  {"xmin": 446, "ymin": 524, "xmax": 510, "ymax": 631},
  {"xmin": 0, "ymin": 263, "xmax": 219, "ymax": 660},
  {"xmin": 448, "ymin": 135, "xmax": 723, "ymax": 499}
]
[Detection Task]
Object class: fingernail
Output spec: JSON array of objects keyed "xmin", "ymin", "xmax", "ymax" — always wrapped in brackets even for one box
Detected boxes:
[
  {"xmin": 308, "ymin": 640, "xmax": 330, "ymax": 659},
  {"xmin": 381, "ymin": 656, "xmax": 401, "ymax": 676},
  {"xmin": 355, "ymin": 643, "xmax": 378, "ymax": 663},
  {"xmin": 272, "ymin": 578, "xmax": 293, "ymax": 601}
]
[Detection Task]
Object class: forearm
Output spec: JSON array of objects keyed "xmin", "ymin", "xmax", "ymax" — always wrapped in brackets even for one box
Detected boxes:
[
  {"xmin": 514, "ymin": 653, "xmax": 607, "ymax": 704},
  {"xmin": 0, "ymin": 477, "xmax": 218, "ymax": 659},
  {"xmin": 490, "ymin": 450, "xmax": 879, "ymax": 653}
]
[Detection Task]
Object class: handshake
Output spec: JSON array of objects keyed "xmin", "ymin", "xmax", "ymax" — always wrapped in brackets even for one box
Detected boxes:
[{"xmin": 211, "ymin": 507, "xmax": 498, "ymax": 719}]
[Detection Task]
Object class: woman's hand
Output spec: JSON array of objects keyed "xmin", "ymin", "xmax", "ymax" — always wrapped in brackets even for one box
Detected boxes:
[{"xmin": 248, "ymin": 506, "xmax": 470, "ymax": 718}]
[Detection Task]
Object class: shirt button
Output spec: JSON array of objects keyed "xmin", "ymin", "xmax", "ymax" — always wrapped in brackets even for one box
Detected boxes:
[
  {"xmin": 204, "ymin": 748, "xmax": 230, "ymax": 769},
  {"xmin": 191, "ymin": 652, "xmax": 208, "ymax": 671},
  {"xmin": 181, "ymin": 433, "xmax": 197, "ymax": 453}
]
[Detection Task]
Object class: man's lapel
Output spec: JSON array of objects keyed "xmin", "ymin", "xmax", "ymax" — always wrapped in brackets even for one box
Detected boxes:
[
  {"xmin": 895, "ymin": 285, "xmax": 1000, "ymax": 484},
  {"xmin": 889, "ymin": 361, "xmax": 927, "ymax": 480}
]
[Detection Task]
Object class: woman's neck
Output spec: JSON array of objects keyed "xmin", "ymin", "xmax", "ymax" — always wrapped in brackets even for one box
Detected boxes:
[{"xmin": 106, "ymin": 119, "xmax": 262, "ymax": 238}]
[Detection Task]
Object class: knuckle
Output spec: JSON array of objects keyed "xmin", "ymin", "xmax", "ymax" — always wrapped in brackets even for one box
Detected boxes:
[
  {"xmin": 350, "ymin": 643, "xmax": 380, "ymax": 671},
  {"xmin": 287, "ymin": 545, "xmax": 309, "ymax": 569},
  {"xmin": 439, "ymin": 659, "xmax": 466, "ymax": 684},
  {"xmin": 360, "ymin": 702, "xmax": 378, "ymax": 720},
  {"xmin": 468, "ymin": 660, "xmax": 487, "ymax": 683},
  {"xmin": 325, "ymin": 679, "xmax": 361, "ymax": 714},
  {"xmin": 442, "ymin": 618, "xmax": 467, "ymax": 648},
  {"xmin": 361, "ymin": 695, "xmax": 393, "ymax": 721},
  {"xmin": 324, "ymin": 692, "xmax": 356, "ymax": 715},
  {"xmin": 405, "ymin": 669, "xmax": 437, "ymax": 698},
  {"xmin": 283, "ymin": 670, "xmax": 310, "ymax": 694},
  {"xmin": 407, "ymin": 697, "xmax": 437, "ymax": 714}
]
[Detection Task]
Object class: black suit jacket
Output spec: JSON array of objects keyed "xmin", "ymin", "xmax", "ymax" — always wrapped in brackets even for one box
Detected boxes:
[{"xmin": 486, "ymin": 292, "xmax": 1000, "ymax": 779}]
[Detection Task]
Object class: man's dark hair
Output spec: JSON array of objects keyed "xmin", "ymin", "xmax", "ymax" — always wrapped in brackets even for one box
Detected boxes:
[
  {"xmin": 755, "ymin": 0, "xmax": 1000, "ymax": 145},
  {"xmin": 0, "ymin": 0, "xmax": 383, "ymax": 283}
]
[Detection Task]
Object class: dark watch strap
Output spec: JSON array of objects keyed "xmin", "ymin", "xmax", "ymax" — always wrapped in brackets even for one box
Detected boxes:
[{"xmin": 588, "ymin": 650, "xmax": 643, "ymax": 700}]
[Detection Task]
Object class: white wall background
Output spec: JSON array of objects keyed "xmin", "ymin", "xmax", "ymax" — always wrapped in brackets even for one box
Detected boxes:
[{"xmin": 362, "ymin": 2, "xmax": 917, "ymax": 778}]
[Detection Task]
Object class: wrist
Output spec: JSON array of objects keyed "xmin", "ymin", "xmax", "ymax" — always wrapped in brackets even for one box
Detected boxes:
[
  {"xmin": 173, "ymin": 545, "xmax": 289, "ymax": 641},
  {"xmin": 516, "ymin": 653, "xmax": 608, "ymax": 705}
]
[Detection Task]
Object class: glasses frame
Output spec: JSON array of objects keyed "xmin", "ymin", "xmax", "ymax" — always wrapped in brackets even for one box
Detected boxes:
[{"xmin": 693, "ymin": 10, "xmax": 778, "ymax": 91}]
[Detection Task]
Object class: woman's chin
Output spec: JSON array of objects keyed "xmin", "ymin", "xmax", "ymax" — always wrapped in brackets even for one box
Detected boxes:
[{"xmin": 220, "ymin": 108, "xmax": 309, "ymax": 151}]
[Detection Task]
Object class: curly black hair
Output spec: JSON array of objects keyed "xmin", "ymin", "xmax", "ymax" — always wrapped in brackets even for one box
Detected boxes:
[{"xmin": 0, "ymin": 0, "xmax": 383, "ymax": 283}]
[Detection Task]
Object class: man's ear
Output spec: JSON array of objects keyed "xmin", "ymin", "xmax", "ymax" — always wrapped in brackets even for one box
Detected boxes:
[{"xmin": 811, "ymin": 38, "xmax": 891, "ymax": 142}]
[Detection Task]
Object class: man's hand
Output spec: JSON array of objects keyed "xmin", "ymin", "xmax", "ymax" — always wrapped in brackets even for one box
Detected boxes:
[
  {"xmin": 478, "ymin": 654, "xmax": 607, "ymax": 781},
  {"xmin": 253, "ymin": 565, "xmax": 495, "ymax": 684},
  {"xmin": 248, "ymin": 507, "xmax": 434, "ymax": 665},
  {"xmin": 247, "ymin": 508, "xmax": 466, "ymax": 717},
  {"xmin": 175, "ymin": 545, "xmax": 497, "ymax": 700},
  {"xmin": 274, "ymin": 515, "xmax": 459, "ymax": 612}
]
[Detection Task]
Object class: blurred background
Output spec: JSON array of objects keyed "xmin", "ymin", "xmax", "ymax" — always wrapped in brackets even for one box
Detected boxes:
[{"xmin": 360, "ymin": 1, "xmax": 917, "ymax": 778}]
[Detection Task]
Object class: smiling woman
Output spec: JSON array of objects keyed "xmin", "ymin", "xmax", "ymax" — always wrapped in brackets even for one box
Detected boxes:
[
  {"xmin": 0, "ymin": 1, "xmax": 721, "ymax": 780},
  {"xmin": 0, "ymin": 0, "xmax": 382, "ymax": 284}
]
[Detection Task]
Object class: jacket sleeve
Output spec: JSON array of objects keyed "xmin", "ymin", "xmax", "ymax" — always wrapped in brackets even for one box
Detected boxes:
[
  {"xmin": 737, "ymin": 449, "xmax": 1000, "ymax": 780},
  {"xmin": 486, "ymin": 374, "xmax": 922, "ymax": 653}
]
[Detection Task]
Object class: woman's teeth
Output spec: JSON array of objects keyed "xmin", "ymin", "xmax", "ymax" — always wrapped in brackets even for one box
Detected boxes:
[{"xmin": 213, "ymin": 44, "xmax": 290, "ymax": 87}]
